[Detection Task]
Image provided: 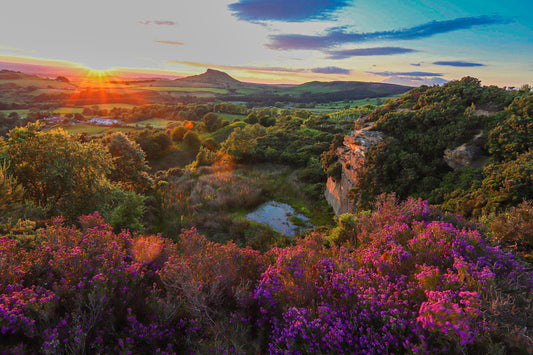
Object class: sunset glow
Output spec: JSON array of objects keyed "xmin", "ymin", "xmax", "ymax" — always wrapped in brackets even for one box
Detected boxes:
[{"xmin": 1, "ymin": 1, "xmax": 532, "ymax": 86}]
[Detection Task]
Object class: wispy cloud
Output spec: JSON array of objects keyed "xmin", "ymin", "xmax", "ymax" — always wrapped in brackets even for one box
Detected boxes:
[
  {"xmin": 326, "ymin": 47, "xmax": 417, "ymax": 59},
  {"xmin": 311, "ymin": 66, "xmax": 351, "ymax": 74},
  {"xmin": 0, "ymin": 45, "xmax": 34, "ymax": 54},
  {"xmin": 168, "ymin": 60, "xmax": 350, "ymax": 75},
  {"xmin": 369, "ymin": 71, "xmax": 443, "ymax": 77},
  {"xmin": 228, "ymin": 0, "xmax": 350, "ymax": 22},
  {"xmin": 433, "ymin": 61, "xmax": 485, "ymax": 67},
  {"xmin": 267, "ymin": 15, "xmax": 508, "ymax": 50},
  {"xmin": 153, "ymin": 40, "xmax": 185, "ymax": 46},
  {"xmin": 410, "ymin": 63, "xmax": 422, "ymax": 67},
  {"xmin": 139, "ymin": 20, "xmax": 175, "ymax": 26}
]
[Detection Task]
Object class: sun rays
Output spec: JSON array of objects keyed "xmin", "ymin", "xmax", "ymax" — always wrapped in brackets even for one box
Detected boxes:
[{"xmin": 64, "ymin": 67, "xmax": 147, "ymax": 110}]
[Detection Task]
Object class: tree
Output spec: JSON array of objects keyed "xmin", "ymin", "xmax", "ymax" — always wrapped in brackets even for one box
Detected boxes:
[
  {"xmin": 0, "ymin": 162, "xmax": 25, "ymax": 223},
  {"xmin": 106, "ymin": 132, "xmax": 152, "ymax": 192},
  {"xmin": 202, "ymin": 112, "xmax": 223, "ymax": 132},
  {"xmin": 2, "ymin": 123, "xmax": 115, "ymax": 219},
  {"xmin": 220, "ymin": 124, "xmax": 266, "ymax": 162},
  {"xmin": 171, "ymin": 126, "xmax": 188, "ymax": 142},
  {"xmin": 183, "ymin": 131, "xmax": 201, "ymax": 149}
]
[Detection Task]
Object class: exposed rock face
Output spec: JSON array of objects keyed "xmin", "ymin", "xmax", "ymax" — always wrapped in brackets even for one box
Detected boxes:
[
  {"xmin": 443, "ymin": 144, "xmax": 480, "ymax": 169},
  {"xmin": 443, "ymin": 130, "xmax": 484, "ymax": 169},
  {"xmin": 325, "ymin": 124, "xmax": 383, "ymax": 216}
]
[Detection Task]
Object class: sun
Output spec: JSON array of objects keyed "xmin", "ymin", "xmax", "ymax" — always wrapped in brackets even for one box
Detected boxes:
[{"xmin": 85, "ymin": 68, "xmax": 115, "ymax": 83}]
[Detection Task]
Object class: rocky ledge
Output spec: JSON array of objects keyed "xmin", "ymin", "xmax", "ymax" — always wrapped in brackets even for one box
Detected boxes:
[{"xmin": 325, "ymin": 124, "xmax": 383, "ymax": 216}]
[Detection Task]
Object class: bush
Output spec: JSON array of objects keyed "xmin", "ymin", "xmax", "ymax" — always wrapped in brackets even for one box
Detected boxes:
[
  {"xmin": 171, "ymin": 126, "xmax": 188, "ymax": 142},
  {"xmin": 326, "ymin": 161, "xmax": 342, "ymax": 181},
  {"xmin": 183, "ymin": 131, "xmax": 201, "ymax": 149}
]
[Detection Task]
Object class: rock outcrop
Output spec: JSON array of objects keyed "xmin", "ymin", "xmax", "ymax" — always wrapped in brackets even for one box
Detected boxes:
[
  {"xmin": 443, "ymin": 130, "xmax": 485, "ymax": 169},
  {"xmin": 325, "ymin": 124, "xmax": 383, "ymax": 216},
  {"xmin": 443, "ymin": 144, "xmax": 480, "ymax": 169}
]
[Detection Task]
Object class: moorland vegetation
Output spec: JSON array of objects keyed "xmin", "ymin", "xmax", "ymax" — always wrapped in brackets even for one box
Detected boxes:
[{"xmin": 0, "ymin": 76, "xmax": 532, "ymax": 353}]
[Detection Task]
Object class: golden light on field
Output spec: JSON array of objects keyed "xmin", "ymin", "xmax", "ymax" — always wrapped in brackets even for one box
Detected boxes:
[{"xmin": 64, "ymin": 67, "xmax": 147, "ymax": 109}]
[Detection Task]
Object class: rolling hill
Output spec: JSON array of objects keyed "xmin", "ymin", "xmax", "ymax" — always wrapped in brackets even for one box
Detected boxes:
[{"xmin": 0, "ymin": 68, "xmax": 413, "ymax": 107}]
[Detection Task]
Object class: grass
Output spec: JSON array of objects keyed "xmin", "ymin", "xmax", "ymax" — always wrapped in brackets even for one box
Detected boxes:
[
  {"xmin": 127, "ymin": 118, "xmax": 175, "ymax": 129},
  {"xmin": 0, "ymin": 105, "xmax": 136, "ymax": 116},
  {"xmin": 0, "ymin": 109, "xmax": 29, "ymax": 116},
  {"xmin": 135, "ymin": 86, "xmax": 228, "ymax": 94},
  {"xmin": 218, "ymin": 113, "xmax": 246, "ymax": 122},
  {"xmin": 46, "ymin": 123, "xmax": 136, "ymax": 136},
  {"xmin": 306, "ymin": 95, "xmax": 401, "ymax": 114}
]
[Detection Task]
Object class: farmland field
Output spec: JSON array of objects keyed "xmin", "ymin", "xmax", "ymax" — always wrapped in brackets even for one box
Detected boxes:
[{"xmin": 45, "ymin": 123, "xmax": 136, "ymax": 136}]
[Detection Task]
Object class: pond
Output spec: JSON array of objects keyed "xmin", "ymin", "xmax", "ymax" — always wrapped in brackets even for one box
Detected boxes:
[{"xmin": 246, "ymin": 201, "xmax": 313, "ymax": 237}]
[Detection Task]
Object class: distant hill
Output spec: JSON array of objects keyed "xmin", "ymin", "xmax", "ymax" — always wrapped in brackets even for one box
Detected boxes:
[
  {"xmin": 174, "ymin": 69, "xmax": 241, "ymax": 86},
  {"xmin": 0, "ymin": 69, "xmax": 46, "ymax": 81}
]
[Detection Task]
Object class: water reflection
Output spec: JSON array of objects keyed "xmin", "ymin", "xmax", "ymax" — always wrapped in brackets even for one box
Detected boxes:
[{"xmin": 246, "ymin": 201, "xmax": 313, "ymax": 237}]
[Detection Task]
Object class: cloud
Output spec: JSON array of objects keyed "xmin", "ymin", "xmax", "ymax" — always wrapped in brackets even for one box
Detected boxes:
[
  {"xmin": 410, "ymin": 63, "xmax": 422, "ymax": 67},
  {"xmin": 228, "ymin": 0, "xmax": 350, "ymax": 22},
  {"xmin": 168, "ymin": 60, "xmax": 304, "ymax": 73},
  {"xmin": 326, "ymin": 47, "xmax": 417, "ymax": 59},
  {"xmin": 267, "ymin": 15, "xmax": 508, "ymax": 50},
  {"xmin": 168, "ymin": 60, "xmax": 350, "ymax": 75},
  {"xmin": 139, "ymin": 20, "xmax": 175, "ymax": 25},
  {"xmin": 311, "ymin": 66, "xmax": 351, "ymax": 74},
  {"xmin": 369, "ymin": 71, "xmax": 443, "ymax": 77},
  {"xmin": 383, "ymin": 76, "xmax": 448, "ymax": 86},
  {"xmin": 153, "ymin": 40, "xmax": 185, "ymax": 46},
  {"xmin": 369, "ymin": 70, "xmax": 447, "ymax": 86},
  {"xmin": 433, "ymin": 61, "xmax": 485, "ymax": 67}
]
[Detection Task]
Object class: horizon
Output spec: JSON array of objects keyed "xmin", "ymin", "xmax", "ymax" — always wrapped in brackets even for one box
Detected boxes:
[{"xmin": 1, "ymin": 0, "xmax": 532, "ymax": 87}]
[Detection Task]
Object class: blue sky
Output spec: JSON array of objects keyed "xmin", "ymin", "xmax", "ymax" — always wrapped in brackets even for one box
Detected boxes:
[{"xmin": 0, "ymin": 0, "xmax": 531, "ymax": 86}]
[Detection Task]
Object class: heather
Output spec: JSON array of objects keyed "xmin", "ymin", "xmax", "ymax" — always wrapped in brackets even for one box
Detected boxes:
[{"xmin": 1, "ymin": 197, "xmax": 532, "ymax": 353}]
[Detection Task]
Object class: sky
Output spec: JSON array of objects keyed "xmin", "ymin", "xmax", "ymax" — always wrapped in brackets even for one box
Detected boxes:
[{"xmin": 0, "ymin": 0, "xmax": 532, "ymax": 86}]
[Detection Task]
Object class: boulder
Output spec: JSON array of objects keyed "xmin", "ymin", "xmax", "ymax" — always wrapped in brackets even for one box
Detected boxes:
[{"xmin": 444, "ymin": 144, "xmax": 480, "ymax": 169}]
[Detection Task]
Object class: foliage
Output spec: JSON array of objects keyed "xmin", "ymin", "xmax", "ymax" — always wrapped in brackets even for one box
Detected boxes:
[
  {"xmin": 182, "ymin": 130, "xmax": 201, "ymax": 150},
  {"xmin": 106, "ymin": 190, "xmax": 147, "ymax": 232},
  {"xmin": 486, "ymin": 201, "xmax": 533, "ymax": 254},
  {"xmin": 201, "ymin": 112, "xmax": 223, "ymax": 133},
  {"xmin": 487, "ymin": 94, "xmax": 533, "ymax": 160},
  {"xmin": 105, "ymin": 132, "xmax": 152, "ymax": 192},
  {"xmin": 132, "ymin": 129, "xmax": 172, "ymax": 160},
  {"xmin": 1, "ymin": 123, "xmax": 115, "ymax": 219},
  {"xmin": 326, "ymin": 161, "xmax": 342, "ymax": 181},
  {"xmin": 0, "ymin": 162, "xmax": 25, "ymax": 223},
  {"xmin": 170, "ymin": 125, "xmax": 188, "ymax": 142},
  {"xmin": 220, "ymin": 124, "xmax": 266, "ymax": 162},
  {"xmin": 353, "ymin": 77, "xmax": 530, "ymax": 214}
]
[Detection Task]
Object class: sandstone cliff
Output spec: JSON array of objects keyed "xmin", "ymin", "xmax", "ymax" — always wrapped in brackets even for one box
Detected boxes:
[{"xmin": 325, "ymin": 124, "xmax": 383, "ymax": 216}]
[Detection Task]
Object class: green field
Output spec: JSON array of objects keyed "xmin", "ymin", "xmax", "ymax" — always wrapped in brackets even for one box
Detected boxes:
[
  {"xmin": 45, "ymin": 123, "xmax": 136, "ymax": 136},
  {"xmin": 127, "ymin": 118, "xmax": 176, "ymax": 129},
  {"xmin": 218, "ymin": 112, "xmax": 246, "ymax": 122},
  {"xmin": 307, "ymin": 95, "xmax": 401, "ymax": 114},
  {"xmin": 135, "ymin": 86, "xmax": 228, "ymax": 94}
]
